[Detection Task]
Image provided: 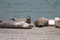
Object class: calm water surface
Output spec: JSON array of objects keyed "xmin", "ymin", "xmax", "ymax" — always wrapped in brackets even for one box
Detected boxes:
[{"xmin": 0, "ymin": 0, "xmax": 60, "ymax": 22}]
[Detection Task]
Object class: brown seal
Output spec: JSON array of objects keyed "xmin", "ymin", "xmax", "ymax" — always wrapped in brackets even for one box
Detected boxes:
[
  {"xmin": 34, "ymin": 17, "xmax": 48, "ymax": 27},
  {"xmin": 25, "ymin": 16, "xmax": 31, "ymax": 24}
]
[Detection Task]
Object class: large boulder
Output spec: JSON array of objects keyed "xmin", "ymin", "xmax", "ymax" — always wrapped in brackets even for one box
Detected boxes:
[{"xmin": 34, "ymin": 17, "xmax": 48, "ymax": 27}]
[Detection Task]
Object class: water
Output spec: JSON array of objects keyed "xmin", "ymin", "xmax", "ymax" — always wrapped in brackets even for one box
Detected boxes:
[{"xmin": 0, "ymin": 0, "xmax": 60, "ymax": 22}]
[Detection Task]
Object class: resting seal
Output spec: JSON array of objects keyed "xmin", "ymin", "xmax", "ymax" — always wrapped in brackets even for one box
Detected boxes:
[
  {"xmin": 34, "ymin": 17, "xmax": 48, "ymax": 27},
  {"xmin": 11, "ymin": 16, "xmax": 31, "ymax": 24},
  {"xmin": 13, "ymin": 21, "xmax": 33, "ymax": 29},
  {"xmin": 0, "ymin": 21, "xmax": 33, "ymax": 29}
]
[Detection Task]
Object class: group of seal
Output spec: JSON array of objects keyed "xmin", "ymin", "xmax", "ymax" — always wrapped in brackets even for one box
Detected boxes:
[
  {"xmin": 1, "ymin": 16, "xmax": 57, "ymax": 29},
  {"xmin": 0, "ymin": 16, "xmax": 33, "ymax": 29}
]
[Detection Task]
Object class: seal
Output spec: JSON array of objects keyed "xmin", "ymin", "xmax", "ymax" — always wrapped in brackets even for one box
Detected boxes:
[
  {"xmin": 34, "ymin": 17, "xmax": 48, "ymax": 27},
  {"xmin": 11, "ymin": 16, "xmax": 31, "ymax": 24},
  {"xmin": 0, "ymin": 21, "xmax": 33, "ymax": 29}
]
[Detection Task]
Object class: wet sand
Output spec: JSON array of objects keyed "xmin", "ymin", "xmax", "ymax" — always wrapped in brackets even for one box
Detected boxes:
[{"xmin": 0, "ymin": 26, "xmax": 60, "ymax": 40}]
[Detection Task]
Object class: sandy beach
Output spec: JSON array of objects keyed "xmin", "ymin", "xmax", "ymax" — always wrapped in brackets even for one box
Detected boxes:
[{"xmin": 0, "ymin": 26, "xmax": 60, "ymax": 40}]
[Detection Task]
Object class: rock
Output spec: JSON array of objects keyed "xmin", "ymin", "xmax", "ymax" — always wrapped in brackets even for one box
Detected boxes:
[{"xmin": 34, "ymin": 17, "xmax": 48, "ymax": 27}]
